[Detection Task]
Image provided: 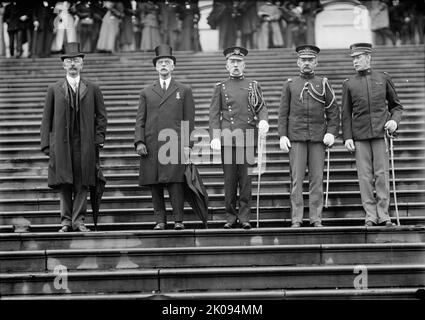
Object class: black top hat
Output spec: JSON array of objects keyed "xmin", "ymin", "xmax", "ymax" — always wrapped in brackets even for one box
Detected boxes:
[
  {"xmin": 349, "ymin": 43, "xmax": 372, "ymax": 57},
  {"xmin": 296, "ymin": 45, "xmax": 320, "ymax": 58},
  {"xmin": 61, "ymin": 42, "xmax": 85, "ymax": 61},
  {"xmin": 223, "ymin": 46, "xmax": 248, "ymax": 60},
  {"xmin": 152, "ymin": 44, "xmax": 176, "ymax": 66}
]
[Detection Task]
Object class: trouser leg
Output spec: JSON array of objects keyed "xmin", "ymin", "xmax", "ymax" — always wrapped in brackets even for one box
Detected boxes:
[
  {"xmin": 355, "ymin": 140, "xmax": 378, "ymax": 223},
  {"xmin": 71, "ymin": 185, "xmax": 88, "ymax": 229},
  {"xmin": 237, "ymin": 160, "xmax": 252, "ymax": 224},
  {"xmin": 307, "ymin": 142, "xmax": 325, "ymax": 224},
  {"xmin": 222, "ymin": 147, "xmax": 238, "ymax": 225},
  {"xmin": 289, "ymin": 142, "xmax": 308, "ymax": 224},
  {"xmin": 371, "ymin": 138, "xmax": 391, "ymax": 223},
  {"xmin": 151, "ymin": 184, "xmax": 167, "ymax": 224},
  {"xmin": 59, "ymin": 184, "xmax": 73, "ymax": 226},
  {"xmin": 168, "ymin": 182, "xmax": 184, "ymax": 223}
]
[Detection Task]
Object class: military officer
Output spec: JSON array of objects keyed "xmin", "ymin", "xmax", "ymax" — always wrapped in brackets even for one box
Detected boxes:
[
  {"xmin": 209, "ymin": 46, "xmax": 269, "ymax": 229},
  {"xmin": 342, "ymin": 43, "xmax": 403, "ymax": 227},
  {"xmin": 278, "ymin": 45, "xmax": 340, "ymax": 228}
]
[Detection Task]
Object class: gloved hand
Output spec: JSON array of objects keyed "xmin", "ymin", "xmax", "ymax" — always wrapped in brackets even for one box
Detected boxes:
[
  {"xmin": 136, "ymin": 142, "xmax": 148, "ymax": 156},
  {"xmin": 344, "ymin": 139, "xmax": 355, "ymax": 152},
  {"xmin": 279, "ymin": 136, "xmax": 291, "ymax": 152},
  {"xmin": 384, "ymin": 120, "xmax": 397, "ymax": 133},
  {"xmin": 210, "ymin": 138, "xmax": 221, "ymax": 150},
  {"xmin": 323, "ymin": 133, "xmax": 335, "ymax": 147},
  {"xmin": 258, "ymin": 120, "xmax": 269, "ymax": 135}
]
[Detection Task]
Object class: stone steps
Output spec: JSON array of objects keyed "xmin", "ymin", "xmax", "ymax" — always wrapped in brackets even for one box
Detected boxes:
[
  {"xmin": 1, "ymin": 243, "xmax": 425, "ymax": 273},
  {"xmin": 1, "ymin": 264, "xmax": 424, "ymax": 296}
]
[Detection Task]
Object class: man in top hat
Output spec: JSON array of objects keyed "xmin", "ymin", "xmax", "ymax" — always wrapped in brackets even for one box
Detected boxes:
[
  {"xmin": 134, "ymin": 44, "xmax": 195, "ymax": 230},
  {"xmin": 342, "ymin": 43, "xmax": 403, "ymax": 227},
  {"xmin": 40, "ymin": 42, "xmax": 107, "ymax": 232},
  {"xmin": 277, "ymin": 45, "xmax": 340, "ymax": 228},
  {"xmin": 209, "ymin": 46, "xmax": 269, "ymax": 229}
]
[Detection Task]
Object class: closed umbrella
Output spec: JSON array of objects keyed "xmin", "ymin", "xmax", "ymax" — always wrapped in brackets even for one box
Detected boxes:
[
  {"xmin": 183, "ymin": 162, "xmax": 209, "ymax": 228},
  {"xmin": 89, "ymin": 148, "xmax": 106, "ymax": 231}
]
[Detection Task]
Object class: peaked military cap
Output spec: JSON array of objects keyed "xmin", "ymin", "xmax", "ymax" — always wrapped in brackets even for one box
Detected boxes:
[
  {"xmin": 296, "ymin": 45, "xmax": 320, "ymax": 58},
  {"xmin": 61, "ymin": 42, "xmax": 85, "ymax": 61},
  {"xmin": 153, "ymin": 44, "xmax": 176, "ymax": 66},
  {"xmin": 349, "ymin": 43, "xmax": 372, "ymax": 57},
  {"xmin": 223, "ymin": 46, "xmax": 248, "ymax": 60}
]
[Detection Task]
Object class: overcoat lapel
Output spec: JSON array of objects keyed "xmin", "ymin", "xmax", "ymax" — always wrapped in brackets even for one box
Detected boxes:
[
  {"xmin": 159, "ymin": 79, "xmax": 178, "ymax": 107},
  {"xmin": 59, "ymin": 79, "xmax": 68, "ymax": 102},
  {"xmin": 152, "ymin": 81, "xmax": 163, "ymax": 98},
  {"xmin": 79, "ymin": 79, "xmax": 88, "ymax": 101}
]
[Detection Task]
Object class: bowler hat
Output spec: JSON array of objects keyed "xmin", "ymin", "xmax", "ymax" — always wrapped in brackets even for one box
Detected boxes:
[
  {"xmin": 61, "ymin": 42, "xmax": 85, "ymax": 61},
  {"xmin": 296, "ymin": 45, "xmax": 320, "ymax": 58},
  {"xmin": 223, "ymin": 46, "xmax": 248, "ymax": 60},
  {"xmin": 152, "ymin": 44, "xmax": 176, "ymax": 66},
  {"xmin": 350, "ymin": 43, "xmax": 372, "ymax": 56}
]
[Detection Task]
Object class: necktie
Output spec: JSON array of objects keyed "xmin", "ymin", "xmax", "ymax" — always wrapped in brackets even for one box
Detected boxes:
[
  {"xmin": 71, "ymin": 80, "xmax": 78, "ymax": 93},
  {"xmin": 162, "ymin": 81, "xmax": 167, "ymax": 92}
]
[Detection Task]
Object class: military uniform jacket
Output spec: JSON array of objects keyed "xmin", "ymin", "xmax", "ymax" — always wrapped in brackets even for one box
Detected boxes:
[
  {"xmin": 209, "ymin": 76, "xmax": 268, "ymax": 147},
  {"xmin": 134, "ymin": 78, "xmax": 195, "ymax": 186},
  {"xmin": 278, "ymin": 73, "xmax": 340, "ymax": 142},
  {"xmin": 341, "ymin": 69, "xmax": 403, "ymax": 141}
]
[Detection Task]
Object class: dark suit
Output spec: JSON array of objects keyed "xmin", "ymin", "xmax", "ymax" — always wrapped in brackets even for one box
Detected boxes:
[
  {"xmin": 40, "ymin": 78, "xmax": 107, "ymax": 228},
  {"xmin": 209, "ymin": 75, "xmax": 268, "ymax": 225},
  {"xmin": 134, "ymin": 78, "xmax": 195, "ymax": 223}
]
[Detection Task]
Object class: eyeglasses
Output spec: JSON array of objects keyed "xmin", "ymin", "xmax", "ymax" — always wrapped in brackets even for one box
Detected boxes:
[
  {"xmin": 64, "ymin": 57, "xmax": 82, "ymax": 63},
  {"xmin": 156, "ymin": 59, "xmax": 173, "ymax": 66}
]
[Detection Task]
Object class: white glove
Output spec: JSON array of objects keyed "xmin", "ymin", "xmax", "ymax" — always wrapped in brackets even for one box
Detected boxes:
[
  {"xmin": 258, "ymin": 120, "xmax": 269, "ymax": 135},
  {"xmin": 384, "ymin": 120, "xmax": 397, "ymax": 133},
  {"xmin": 279, "ymin": 136, "xmax": 291, "ymax": 152},
  {"xmin": 344, "ymin": 139, "xmax": 355, "ymax": 152},
  {"xmin": 323, "ymin": 133, "xmax": 335, "ymax": 147},
  {"xmin": 210, "ymin": 138, "xmax": 221, "ymax": 150}
]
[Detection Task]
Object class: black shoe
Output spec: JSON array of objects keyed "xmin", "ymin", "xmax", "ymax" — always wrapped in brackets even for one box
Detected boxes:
[
  {"xmin": 75, "ymin": 225, "xmax": 90, "ymax": 232},
  {"xmin": 241, "ymin": 222, "xmax": 251, "ymax": 230},
  {"xmin": 58, "ymin": 225, "xmax": 72, "ymax": 232},
  {"xmin": 312, "ymin": 221, "xmax": 323, "ymax": 227},
  {"xmin": 174, "ymin": 222, "xmax": 185, "ymax": 230},
  {"xmin": 384, "ymin": 221, "xmax": 395, "ymax": 227},
  {"xmin": 153, "ymin": 223, "xmax": 165, "ymax": 230}
]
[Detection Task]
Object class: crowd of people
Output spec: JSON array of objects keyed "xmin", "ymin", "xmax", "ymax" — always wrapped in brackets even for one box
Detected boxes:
[
  {"xmin": 0, "ymin": 0, "xmax": 201, "ymax": 58},
  {"xmin": 0, "ymin": 0, "xmax": 424, "ymax": 59}
]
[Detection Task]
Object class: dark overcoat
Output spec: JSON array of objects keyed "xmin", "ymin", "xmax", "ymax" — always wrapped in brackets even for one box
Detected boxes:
[
  {"xmin": 134, "ymin": 78, "xmax": 195, "ymax": 186},
  {"xmin": 40, "ymin": 78, "xmax": 107, "ymax": 188}
]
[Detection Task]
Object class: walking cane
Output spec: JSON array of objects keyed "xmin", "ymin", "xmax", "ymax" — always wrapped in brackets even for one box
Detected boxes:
[
  {"xmin": 387, "ymin": 130, "xmax": 400, "ymax": 226},
  {"xmin": 325, "ymin": 147, "xmax": 330, "ymax": 208},
  {"xmin": 256, "ymin": 133, "xmax": 265, "ymax": 228}
]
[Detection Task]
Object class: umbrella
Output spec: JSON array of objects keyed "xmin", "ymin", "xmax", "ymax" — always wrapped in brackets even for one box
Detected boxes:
[
  {"xmin": 89, "ymin": 147, "xmax": 106, "ymax": 231},
  {"xmin": 183, "ymin": 162, "xmax": 209, "ymax": 228}
]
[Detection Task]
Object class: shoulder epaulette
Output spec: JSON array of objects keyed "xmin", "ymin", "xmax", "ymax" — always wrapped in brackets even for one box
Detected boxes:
[{"xmin": 215, "ymin": 81, "xmax": 222, "ymax": 86}]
